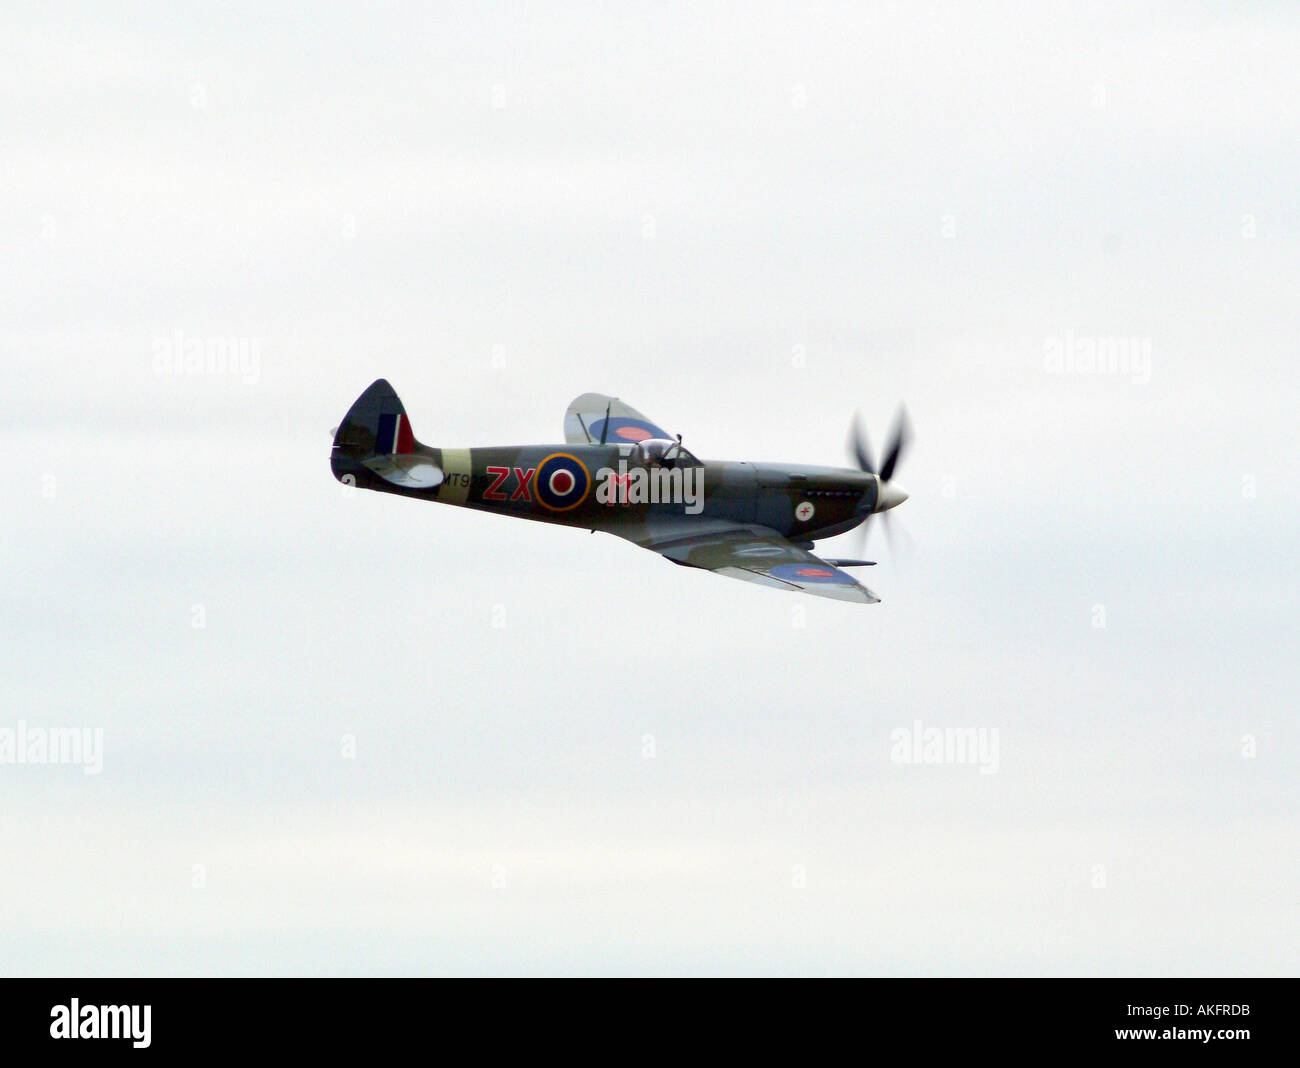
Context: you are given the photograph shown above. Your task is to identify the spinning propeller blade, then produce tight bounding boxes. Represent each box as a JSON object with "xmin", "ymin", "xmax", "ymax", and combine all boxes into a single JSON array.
[{"xmin": 848, "ymin": 405, "xmax": 913, "ymax": 559}]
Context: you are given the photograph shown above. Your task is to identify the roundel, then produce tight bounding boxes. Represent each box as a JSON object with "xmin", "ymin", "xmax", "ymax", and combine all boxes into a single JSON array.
[
  {"xmin": 795, "ymin": 500, "xmax": 815, "ymax": 522},
  {"xmin": 534, "ymin": 453, "xmax": 591, "ymax": 511},
  {"xmin": 769, "ymin": 562, "xmax": 854, "ymax": 586},
  {"xmin": 590, "ymin": 417, "xmax": 665, "ymax": 443}
]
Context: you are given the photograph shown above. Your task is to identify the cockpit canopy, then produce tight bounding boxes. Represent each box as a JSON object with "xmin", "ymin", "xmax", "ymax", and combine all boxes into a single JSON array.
[{"xmin": 630, "ymin": 437, "xmax": 700, "ymax": 468}]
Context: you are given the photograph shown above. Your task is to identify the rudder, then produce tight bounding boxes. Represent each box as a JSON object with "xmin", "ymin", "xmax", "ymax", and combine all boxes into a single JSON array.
[{"xmin": 331, "ymin": 379, "xmax": 441, "ymax": 491}]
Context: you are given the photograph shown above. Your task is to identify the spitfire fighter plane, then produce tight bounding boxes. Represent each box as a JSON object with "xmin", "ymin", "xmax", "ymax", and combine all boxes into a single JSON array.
[{"xmin": 330, "ymin": 380, "xmax": 911, "ymax": 603}]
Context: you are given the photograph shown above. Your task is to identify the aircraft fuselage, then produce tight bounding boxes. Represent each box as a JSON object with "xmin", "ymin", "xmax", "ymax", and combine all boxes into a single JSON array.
[{"xmin": 335, "ymin": 440, "xmax": 880, "ymax": 544}]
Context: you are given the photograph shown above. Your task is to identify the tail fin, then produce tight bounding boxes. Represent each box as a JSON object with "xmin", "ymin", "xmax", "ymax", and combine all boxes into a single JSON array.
[{"xmin": 331, "ymin": 379, "xmax": 442, "ymax": 491}]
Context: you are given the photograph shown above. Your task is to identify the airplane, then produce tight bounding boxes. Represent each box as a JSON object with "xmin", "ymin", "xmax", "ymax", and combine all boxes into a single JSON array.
[{"xmin": 330, "ymin": 380, "xmax": 911, "ymax": 603}]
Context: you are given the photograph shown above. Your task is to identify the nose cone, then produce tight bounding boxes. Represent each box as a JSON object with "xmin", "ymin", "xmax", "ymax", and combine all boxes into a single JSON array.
[{"xmin": 875, "ymin": 479, "xmax": 909, "ymax": 512}]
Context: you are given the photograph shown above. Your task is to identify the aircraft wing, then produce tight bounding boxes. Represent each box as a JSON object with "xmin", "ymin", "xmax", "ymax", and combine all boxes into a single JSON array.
[
  {"xmin": 564, "ymin": 394, "xmax": 672, "ymax": 445},
  {"xmin": 618, "ymin": 517, "xmax": 880, "ymax": 604}
]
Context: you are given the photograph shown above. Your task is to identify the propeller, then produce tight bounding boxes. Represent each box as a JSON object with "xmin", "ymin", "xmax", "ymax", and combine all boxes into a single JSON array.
[{"xmin": 847, "ymin": 407, "xmax": 912, "ymax": 557}]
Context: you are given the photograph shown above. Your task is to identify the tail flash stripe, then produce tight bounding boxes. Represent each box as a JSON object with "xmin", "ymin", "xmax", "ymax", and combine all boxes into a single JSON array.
[
  {"xmin": 375, "ymin": 412, "xmax": 398, "ymax": 454},
  {"xmin": 375, "ymin": 412, "xmax": 415, "ymax": 455},
  {"xmin": 395, "ymin": 414, "xmax": 416, "ymax": 454}
]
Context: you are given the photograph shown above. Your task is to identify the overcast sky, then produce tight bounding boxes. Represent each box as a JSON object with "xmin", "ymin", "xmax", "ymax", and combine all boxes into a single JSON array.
[{"xmin": 2, "ymin": 2, "xmax": 1297, "ymax": 976}]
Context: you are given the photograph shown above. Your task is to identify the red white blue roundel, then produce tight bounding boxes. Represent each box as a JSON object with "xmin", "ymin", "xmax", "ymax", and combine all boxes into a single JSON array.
[
  {"xmin": 534, "ymin": 453, "xmax": 590, "ymax": 511},
  {"xmin": 769, "ymin": 562, "xmax": 856, "ymax": 585},
  {"xmin": 588, "ymin": 416, "xmax": 670, "ymax": 443}
]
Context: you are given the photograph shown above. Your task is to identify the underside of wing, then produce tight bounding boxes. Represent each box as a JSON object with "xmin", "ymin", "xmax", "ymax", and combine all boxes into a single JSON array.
[
  {"xmin": 564, "ymin": 393, "xmax": 672, "ymax": 445},
  {"xmin": 617, "ymin": 517, "xmax": 880, "ymax": 604}
]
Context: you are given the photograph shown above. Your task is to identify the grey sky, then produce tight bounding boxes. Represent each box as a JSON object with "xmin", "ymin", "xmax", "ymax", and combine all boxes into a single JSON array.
[{"xmin": 2, "ymin": 2, "xmax": 1296, "ymax": 975}]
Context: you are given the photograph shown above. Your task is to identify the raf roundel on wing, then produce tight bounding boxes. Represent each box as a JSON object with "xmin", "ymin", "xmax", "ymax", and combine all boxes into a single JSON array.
[
  {"xmin": 589, "ymin": 416, "xmax": 669, "ymax": 443},
  {"xmin": 768, "ymin": 563, "xmax": 856, "ymax": 586}
]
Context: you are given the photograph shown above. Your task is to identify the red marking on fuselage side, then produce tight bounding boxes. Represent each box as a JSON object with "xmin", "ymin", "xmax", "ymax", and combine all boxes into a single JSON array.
[
  {"xmin": 550, "ymin": 470, "xmax": 574, "ymax": 494},
  {"xmin": 484, "ymin": 466, "xmax": 511, "ymax": 500},
  {"xmin": 510, "ymin": 467, "xmax": 535, "ymax": 501}
]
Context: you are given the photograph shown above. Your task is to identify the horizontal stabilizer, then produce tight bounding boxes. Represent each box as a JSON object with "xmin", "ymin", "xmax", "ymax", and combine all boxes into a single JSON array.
[{"xmin": 362, "ymin": 454, "xmax": 444, "ymax": 488}]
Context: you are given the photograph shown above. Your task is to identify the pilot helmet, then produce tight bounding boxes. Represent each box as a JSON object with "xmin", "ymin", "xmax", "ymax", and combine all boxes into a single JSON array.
[{"xmin": 634, "ymin": 438, "xmax": 678, "ymax": 466}]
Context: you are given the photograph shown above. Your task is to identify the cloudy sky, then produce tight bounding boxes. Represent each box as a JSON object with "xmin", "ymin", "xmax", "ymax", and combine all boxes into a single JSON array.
[{"xmin": 3, "ymin": 2, "xmax": 1296, "ymax": 976}]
